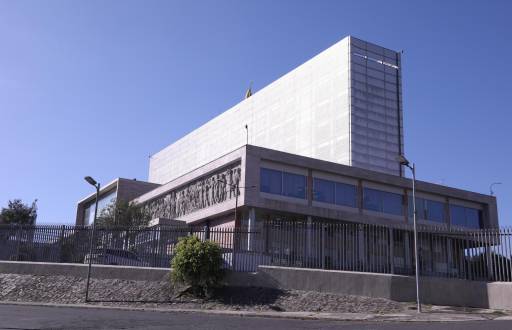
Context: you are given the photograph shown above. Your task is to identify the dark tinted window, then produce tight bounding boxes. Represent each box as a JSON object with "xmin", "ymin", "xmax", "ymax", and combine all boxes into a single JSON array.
[
  {"xmin": 450, "ymin": 205, "xmax": 466, "ymax": 226},
  {"xmin": 335, "ymin": 182, "xmax": 357, "ymax": 208},
  {"xmin": 313, "ymin": 178, "xmax": 335, "ymax": 204},
  {"xmin": 450, "ymin": 205, "xmax": 481, "ymax": 228},
  {"xmin": 283, "ymin": 172, "xmax": 306, "ymax": 199},
  {"xmin": 408, "ymin": 197, "xmax": 445, "ymax": 223},
  {"xmin": 260, "ymin": 167, "xmax": 306, "ymax": 199},
  {"xmin": 260, "ymin": 168, "xmax": 282, "ymax": 195},
  {"xmin": 382, "ymin": 191, "xmax": 403, "ymax": 216},
  {"xmin": 364, "ymin": 188, "xmax": 403, "ymax": 216},
  {"xmin": 465, "ymin": 208, "xmax": 481, "ymax": 229},
  {"xmin": 408, "ymin": 197, "xmax": 425, "ymax": 219},
  {"xmin": 363, "ymin": 188, "xmax": 381, "ymax": 212},
  {"xmin": 427, "ymin": 200, "xmax": 445, "ymax": 223}
]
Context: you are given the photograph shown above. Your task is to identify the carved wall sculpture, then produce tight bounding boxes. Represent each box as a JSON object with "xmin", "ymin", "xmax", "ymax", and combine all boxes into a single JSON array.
[{"xmin": 143, "ymin": 163, "xmax": 241, "ymax": 219}]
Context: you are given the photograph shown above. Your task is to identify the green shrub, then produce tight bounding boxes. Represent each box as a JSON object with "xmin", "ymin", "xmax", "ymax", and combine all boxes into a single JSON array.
[{"xmin": 171, "ymin": 235, "xmax": 224, "ymax": 297}]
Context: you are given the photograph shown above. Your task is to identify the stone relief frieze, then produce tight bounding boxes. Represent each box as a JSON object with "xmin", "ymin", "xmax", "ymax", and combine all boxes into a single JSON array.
[{"xmin": 143, "ymin": 163, "xmax": 241, "ymax": 219}]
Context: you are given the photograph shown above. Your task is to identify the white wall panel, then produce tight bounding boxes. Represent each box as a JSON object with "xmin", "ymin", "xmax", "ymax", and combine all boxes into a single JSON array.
[
  {"xmin": 148, "ymin": 36, "xmax": 403, "ymax": 184},
  {"xmin": 149, "ymin": 37, "xmax": 352, "ymax": 184}
]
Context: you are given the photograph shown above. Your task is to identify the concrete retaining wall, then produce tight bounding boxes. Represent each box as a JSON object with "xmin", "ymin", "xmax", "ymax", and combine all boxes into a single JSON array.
[
  {"xmin": 1, "ymin": 261, "xmax": 511, "ymax": 310},
  {"xmin": 256, "ymin": 266, "xmax": 512, "ymax": 310},
  {"xmin": 0, "ymin": 261, "xmax": 170, "ymax": 281},
  {"xmin": 0, "ymin": 261, "xmax": 255, "ymax": 286}
]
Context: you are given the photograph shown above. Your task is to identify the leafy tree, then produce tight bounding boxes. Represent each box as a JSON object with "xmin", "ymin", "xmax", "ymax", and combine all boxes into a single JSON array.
[
  {"xmin": 96, "ymin": 200, "xmax": 150, "ymax": 228},
  {"xmin": 93, "ymin": 200, "xmax": 151, "ymax": 252},
  {"xmin": 0, "ymin": 199, "xmax": 38, "ymax": 225},
  {"xmin": 171, "ymin": 235, "xmax": 224, "ymax": 297}
]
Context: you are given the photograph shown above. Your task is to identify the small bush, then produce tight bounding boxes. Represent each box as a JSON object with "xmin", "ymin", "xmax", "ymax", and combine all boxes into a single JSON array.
[{"xmin": 171, "ymin": 235, "xmax": 224, "ymax": 297}]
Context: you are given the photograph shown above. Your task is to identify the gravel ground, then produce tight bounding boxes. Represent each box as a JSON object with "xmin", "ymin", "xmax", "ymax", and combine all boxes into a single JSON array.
[{"xmin": 0, "ymin": 273, "xmax": 408, "ymax": 313}]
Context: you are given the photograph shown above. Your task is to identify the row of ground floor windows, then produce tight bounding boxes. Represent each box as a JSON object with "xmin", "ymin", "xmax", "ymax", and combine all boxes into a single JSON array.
[{"xmin": 260, "ymin": 167, "xmax": 482, "ymax": 228}]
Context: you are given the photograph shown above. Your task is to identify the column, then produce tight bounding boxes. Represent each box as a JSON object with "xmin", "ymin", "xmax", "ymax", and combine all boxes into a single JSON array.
[{"xmin": 247, "ymin": 208, "xmax": 256, "ymax": 251}]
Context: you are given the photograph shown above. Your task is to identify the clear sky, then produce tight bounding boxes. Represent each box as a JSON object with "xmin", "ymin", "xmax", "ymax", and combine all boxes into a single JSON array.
[{"xmin": 0, "ymin": 0, "xmax": 510, "ymax": 226}]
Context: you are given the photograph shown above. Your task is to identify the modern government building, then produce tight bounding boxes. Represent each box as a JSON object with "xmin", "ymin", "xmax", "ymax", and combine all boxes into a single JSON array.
[{"xmin": 76, "ymin": 35, "xmax": 498, "ymax": 237}]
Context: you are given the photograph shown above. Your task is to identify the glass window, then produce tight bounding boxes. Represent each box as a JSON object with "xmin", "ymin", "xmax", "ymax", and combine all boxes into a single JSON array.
[
  {"xmin": 314, "ymin": 178, "xmax": 335, "ymax": 204},
  {"xmin": 363, "ymin": 188, "xmax": 381, "ymax": 212},
  {"xmin": 382, "ymin": 191, "xmax": 403, "ymax": 216},
  {"xmin": 408, "ymin": 197, "xmax": 445, "ymax": 223},
  {"xmin": 283, "ymin": 172, "xmax": 306, "ymax": 199},
  {"xmin": 260, "ymin": 168, "xmax": 282, "ymax": 195},
  {"xmin": 83, "ymin": 189, "xmax": 116, "ymax": 225},
  {"xmin": 408, "ymin": 197, "xmax": 414, "ymax": 218},
  {"xmin": 364, "ymin": 188, "xmax": 403, "ymax": 216},
  {"xmin": 465, "ymin": 208, "xmax": 481, "ymax": 229},
  {"xmin": 450, "ymin": 205, "xmax": 466, "ymax": 226},
  {"xmin": 427, "ymin": 200, "xmax": 445, "ymax": 223},
  {"xmin": 450, "ymin": 205, "xmax": 481, "ymax": 228},
  {"xmin": 408, "ymin": 197, "xmax": 426, "ymax": 219},
  {"xmin": 84, "ymin": 206, "xmax": 91, "ymax": 226},
  {"xmin": 336, "ymin": 182, "xmax": 357, "ymax": 208}
]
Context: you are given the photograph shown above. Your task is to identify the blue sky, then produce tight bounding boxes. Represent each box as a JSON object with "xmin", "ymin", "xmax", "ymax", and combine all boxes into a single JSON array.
[{"xmin": 0, "ymin": 0, "xmax": 510, "ymax": 226}]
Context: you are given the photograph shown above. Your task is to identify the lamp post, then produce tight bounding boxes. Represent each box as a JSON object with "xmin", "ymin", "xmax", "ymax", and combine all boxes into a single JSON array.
[
  {"xmin": 218, "ymin": 179, "xmax": 256, "ymax": 225},
  {"xmin": 217, "ymin": 179, "xmax": 256, "ymax": 270},
  {"xmin": 398, "ymin": 155, "xmax": 421, "ymax": 313},
  {"xmin": 84, "ymin": 176, "xmax": 100, "ymax": 303}
]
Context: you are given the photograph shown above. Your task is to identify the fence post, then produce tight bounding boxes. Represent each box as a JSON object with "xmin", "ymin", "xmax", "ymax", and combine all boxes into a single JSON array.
[
  {"xmin": 59, "ymin": 225, "xmax": 65, "ymax": 262},
  {"xmin": 152, "ymin": 227, "xmax": 159, "ymax": 267},
  {"xmin": 321, "ymin": 223, "xmax": 326, "ymax": 269},
  {"xmin": 232, "ymin": 228, "xmax": 237, "ymax": 271},
  {"xmin": 16, "ymin": 224, "xmax": 22, "ymax": 261},
  {"xmin": 205, "ymin": 222, "xmax": 210, "ymax": 240}
]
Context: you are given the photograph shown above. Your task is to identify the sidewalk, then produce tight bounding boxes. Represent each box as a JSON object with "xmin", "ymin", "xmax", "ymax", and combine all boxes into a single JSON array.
[{"xmin": 1, "ymin": 300, "xmax": 511, "ymax": 323}]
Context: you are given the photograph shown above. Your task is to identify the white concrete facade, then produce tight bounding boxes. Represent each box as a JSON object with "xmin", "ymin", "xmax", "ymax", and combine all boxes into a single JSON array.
[{"xmin": 149, "ymin": 36, "xmax": 403, "ymax": 184}]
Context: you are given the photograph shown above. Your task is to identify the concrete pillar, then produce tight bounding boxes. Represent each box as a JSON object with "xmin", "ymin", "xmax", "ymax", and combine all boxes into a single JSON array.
[
  {"xmin": 358, "ymin": 226, "xmax": 366, "ymax": 268},
  {"xmin": 247, "ymin": 208, "xmax": 256, "ymax": 251},
  {"xmin": 485, "ymin": 246, "xmax": 494, "ymax": 280},
  {"xmin": 447, "ymin": 238, "xmax": 453, "ymax": 273},
  {"xmin": 445, "ymin": 197, "xmax": 451, "ymax": 227},
  {"xmin": 307, "ymin": 169, "xmax": 313, "ymax": 207},
  {"xmin": 357, "ymin": 180, "xmax": 363, "ymax": 215},
  {"xmin": 389, "ymin": 228, "xmax": 395, "ymax": 274},
  {"xmin": 306, "ymin": 216, "xmax": 313, "ymax": 260}
]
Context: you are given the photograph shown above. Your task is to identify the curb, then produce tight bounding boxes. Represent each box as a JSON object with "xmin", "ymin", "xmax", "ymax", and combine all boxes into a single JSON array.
[{"xmin": 0, "ymin": 300, "xmax": 494, "ymax": 322}]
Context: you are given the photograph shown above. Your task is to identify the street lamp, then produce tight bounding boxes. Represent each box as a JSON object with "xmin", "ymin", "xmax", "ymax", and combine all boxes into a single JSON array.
[
  {"xmin": 398, "ymin": 155, "xmax": 421, "ymax": 313},
  {"xmin": 217, "ymin": 179, "xmax": 256, "ymax": 269},
  {"xmin": 84, "ymin": 176, "xmax": 100, "ymax": 303}
]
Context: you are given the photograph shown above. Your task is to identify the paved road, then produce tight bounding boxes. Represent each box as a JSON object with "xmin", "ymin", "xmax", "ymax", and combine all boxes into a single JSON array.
[{"xmin": 0, "ymin": 304, "xmax": 511, "ymax": 330}]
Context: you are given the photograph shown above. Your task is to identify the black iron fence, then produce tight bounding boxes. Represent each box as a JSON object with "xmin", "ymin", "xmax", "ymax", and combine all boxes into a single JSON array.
[
  {"xmin": 1, "ymin": 222, "xmax": 511, "ymax": 281},
  {"xmin": 261, "ymin": 221, "xmax": 512, "ymax": 282}
]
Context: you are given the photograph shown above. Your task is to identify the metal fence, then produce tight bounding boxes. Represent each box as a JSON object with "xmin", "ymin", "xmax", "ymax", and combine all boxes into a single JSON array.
[
  {"xmin": 260, "ymin": 221, "xmax": 512, "ymax": 282},
  {"xmin": 1, "ymin": 222, "xmax": 511, "ymax": 281}
]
